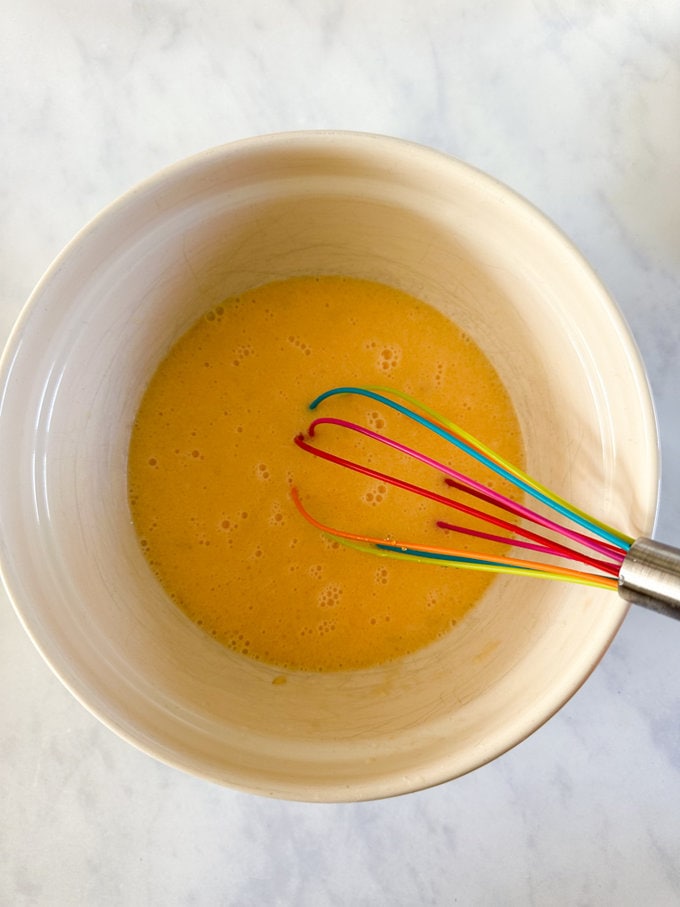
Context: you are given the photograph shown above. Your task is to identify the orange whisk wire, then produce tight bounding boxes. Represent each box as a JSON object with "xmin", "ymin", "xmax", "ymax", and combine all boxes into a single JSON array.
[{"xmin": 290, "ymin": 489, "xmax": 619, "ymax": 591}]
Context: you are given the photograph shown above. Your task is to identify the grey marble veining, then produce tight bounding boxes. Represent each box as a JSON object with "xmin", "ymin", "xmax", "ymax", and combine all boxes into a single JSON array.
[{"xmin": 3, "ymin": 2, "xmax": 680, "ymax": 904}]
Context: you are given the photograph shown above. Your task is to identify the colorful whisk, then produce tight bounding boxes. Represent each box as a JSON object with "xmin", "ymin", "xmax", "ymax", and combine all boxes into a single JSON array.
[{"xmin": 293, "ymin": 386, "xmax": 680, "ymax": 620}]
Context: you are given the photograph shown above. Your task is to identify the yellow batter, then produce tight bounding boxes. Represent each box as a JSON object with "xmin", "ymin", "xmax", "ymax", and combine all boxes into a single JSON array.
[{"xmin": 128, "ymin": 276, "xmax": 523, "ymax": 671}]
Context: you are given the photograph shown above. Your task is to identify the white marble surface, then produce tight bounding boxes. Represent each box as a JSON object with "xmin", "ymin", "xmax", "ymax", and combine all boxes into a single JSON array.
[{"xmin": 3, "ymin": 2, "xmax": 680, "ymax": 904}]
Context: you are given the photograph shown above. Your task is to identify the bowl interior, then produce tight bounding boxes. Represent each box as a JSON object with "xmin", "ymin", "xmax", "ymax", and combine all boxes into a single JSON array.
[{"xmin": 0, "ymin": 133, "xmax": 658, "ymax": 800}]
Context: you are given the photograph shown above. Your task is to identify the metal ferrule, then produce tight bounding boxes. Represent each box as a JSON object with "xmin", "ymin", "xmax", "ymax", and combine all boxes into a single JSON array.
[{"xmin": 618, "ymin": 537, "xmax": 680, "ymax": 620}]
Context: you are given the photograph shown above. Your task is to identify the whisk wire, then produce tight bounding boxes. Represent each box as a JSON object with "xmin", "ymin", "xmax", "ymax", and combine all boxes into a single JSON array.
[
  {"xmin": 301, "ymin": 414, "xmax": 624, "ymax": 569},
  {"xmin": 293, "ymin": 386, "xmax": 631, "ymax": 591},
  {"xmin": 290, "ymin": 488, "xmax": 619, "ymax": 591},
  {"xmin": 308, "ymin": 386, "xmax": 633, "ymax": 550},
  {"xmin": 295, "ymin": 425, "xmax": 621, "ymax": 577}
]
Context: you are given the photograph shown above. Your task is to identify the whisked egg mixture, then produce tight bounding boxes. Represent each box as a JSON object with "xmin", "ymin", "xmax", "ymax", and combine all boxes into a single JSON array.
[{"xmin": 127, "ymin": 276, "xmax": 523, "ymax": 671}]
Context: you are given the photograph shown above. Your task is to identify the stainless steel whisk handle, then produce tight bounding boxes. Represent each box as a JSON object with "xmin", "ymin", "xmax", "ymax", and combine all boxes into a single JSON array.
[{"xmin": 618, "ymin": 537, "xmax": 680, "ymax": 619}]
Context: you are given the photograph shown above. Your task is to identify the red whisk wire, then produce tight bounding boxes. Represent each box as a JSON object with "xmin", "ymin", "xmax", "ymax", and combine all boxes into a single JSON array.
[{"xmin": 294, "ymin": 430, "xmax": 621, "ymax": 577}]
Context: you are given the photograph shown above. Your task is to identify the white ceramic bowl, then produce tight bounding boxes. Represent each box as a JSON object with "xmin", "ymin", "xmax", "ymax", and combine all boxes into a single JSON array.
[{"xmin": 0, "ymin": 132, "xmax": 658, "ymax": 801}]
